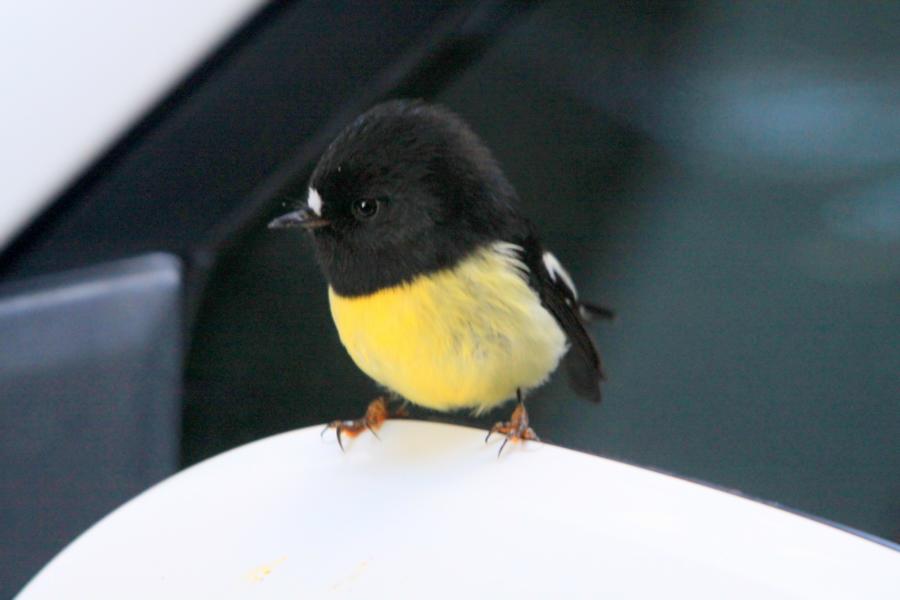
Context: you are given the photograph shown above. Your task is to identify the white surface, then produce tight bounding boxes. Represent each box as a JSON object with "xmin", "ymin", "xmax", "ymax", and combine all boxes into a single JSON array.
[
  {"xmin": 0, "ymin": 0, "xmax": 265, "ymax": 250},
  {"xmin": 18, "ymin": 421, "xmax": 900, "ymax": 599}
]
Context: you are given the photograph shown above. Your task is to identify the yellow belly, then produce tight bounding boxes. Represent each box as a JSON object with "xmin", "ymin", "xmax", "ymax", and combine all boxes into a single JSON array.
[{"xmin": 328, "ymin": 243, "xmax": 568, "ymax": 413}]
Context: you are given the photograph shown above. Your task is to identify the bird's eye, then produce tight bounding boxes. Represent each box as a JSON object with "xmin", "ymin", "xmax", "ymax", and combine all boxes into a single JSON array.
[{"xmin": 352, "ymin": 198, "xmax": 380, "ymax": 220}]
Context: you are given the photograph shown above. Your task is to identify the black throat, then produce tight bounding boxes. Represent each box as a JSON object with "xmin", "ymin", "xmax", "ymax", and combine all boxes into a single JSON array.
[{"xmin": 313, "ymin": 223, "xmax": 503, "ymax": 297}]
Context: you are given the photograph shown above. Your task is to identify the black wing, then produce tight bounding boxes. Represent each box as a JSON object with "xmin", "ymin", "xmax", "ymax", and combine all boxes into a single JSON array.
[{"xmin": 518, "ymin": 234, "xmax": 607, "ymax": 402}]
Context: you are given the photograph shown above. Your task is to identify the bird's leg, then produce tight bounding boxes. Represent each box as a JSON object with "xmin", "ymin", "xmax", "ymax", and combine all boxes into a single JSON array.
[
  {"xmin": 391, "ymin": 396, "xmax": 410, "ymax": 418},
  {"xmin": 321, "ymin": 396, "xmax": 405, "ymax": 451},
  {"xmin": 485, "ymin": 389, "xmax": 540, "ymax": 457}
]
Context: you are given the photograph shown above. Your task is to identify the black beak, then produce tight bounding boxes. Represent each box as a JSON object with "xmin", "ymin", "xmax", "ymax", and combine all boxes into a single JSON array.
[{"xmin": 267, "ymin": 208, "xmax": 330, "ymax": 230}]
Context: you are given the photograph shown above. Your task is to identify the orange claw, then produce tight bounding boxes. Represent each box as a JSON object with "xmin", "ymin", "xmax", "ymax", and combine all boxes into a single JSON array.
[
  {"xmin": 321, "ymin": 396, "xmax": 393, "ymax": 451},
  {"xmin": 485, "ymin": 393, "xmax": 540, "ymax": 457}
]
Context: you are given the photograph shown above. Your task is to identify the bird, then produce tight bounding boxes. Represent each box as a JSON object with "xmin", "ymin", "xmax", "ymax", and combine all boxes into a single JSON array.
[{"xmin": 269, "ymin": 100, "xmax": 611, "ymax": 454}]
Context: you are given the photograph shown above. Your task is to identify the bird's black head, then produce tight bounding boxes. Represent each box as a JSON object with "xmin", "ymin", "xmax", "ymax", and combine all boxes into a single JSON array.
[{"xmin": 270, "ymin": 100, "xmax": 527, "ymax": 296}]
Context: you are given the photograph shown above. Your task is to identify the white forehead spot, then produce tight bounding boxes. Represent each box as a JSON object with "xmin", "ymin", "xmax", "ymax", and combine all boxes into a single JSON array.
[
  {"xmin": 543, "ymin": 251, "xmax": 578, "ymax": 299},
  {"xmin": 308, "ymin": 188, "xmax": 323, "ymax": 216}
]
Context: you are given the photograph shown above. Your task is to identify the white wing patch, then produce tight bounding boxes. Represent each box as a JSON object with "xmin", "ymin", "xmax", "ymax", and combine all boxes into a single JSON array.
[
  {"xmin": 492, "ymin": 241, "xmax": 525, "ymax": 261},
  {"xmin": 308, "ymin": 187, "xmax": 323, "ymax": 216},
  {"xmin": 491, "ymin": 241, "xmax": 530, "ymax": 279},
  {"xmin": 543, "ymin": 251, "xmax": 578, "ymax": 299}
]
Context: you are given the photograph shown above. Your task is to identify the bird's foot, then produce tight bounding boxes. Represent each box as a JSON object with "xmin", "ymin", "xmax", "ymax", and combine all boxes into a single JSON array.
[
  {"xmin": 321, "ymin": 396, "xmax": 406, "ymax": 451},
  {"xmin": 485, "ymin": 399, "xmax": 539, "ymax": 457}
]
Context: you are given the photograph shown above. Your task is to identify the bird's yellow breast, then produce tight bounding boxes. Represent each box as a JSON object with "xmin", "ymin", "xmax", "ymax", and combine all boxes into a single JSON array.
[{"xmin": 328, "ymin": 243, "xmax": 567, "ymax": 413}]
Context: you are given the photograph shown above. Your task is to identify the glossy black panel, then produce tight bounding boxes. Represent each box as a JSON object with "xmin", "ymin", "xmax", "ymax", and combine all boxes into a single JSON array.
[{"xmin": 0, "ymin": 254, "xmax": 182, "ymax": 597}]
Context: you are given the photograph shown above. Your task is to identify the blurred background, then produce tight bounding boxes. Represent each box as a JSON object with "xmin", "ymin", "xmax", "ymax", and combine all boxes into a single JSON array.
[{"xmin": 1, "ymin": 1, "xmax": 898, "ymax": 596}]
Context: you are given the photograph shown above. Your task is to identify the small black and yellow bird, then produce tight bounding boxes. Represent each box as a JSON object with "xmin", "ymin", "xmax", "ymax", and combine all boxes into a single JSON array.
[{"xmin": 269, "ymin": 100, "xmax": 611, "ymax": 453}]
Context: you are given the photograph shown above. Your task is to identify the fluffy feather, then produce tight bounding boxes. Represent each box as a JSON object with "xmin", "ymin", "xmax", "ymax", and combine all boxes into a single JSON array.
[{"xmin": 328, "ymin": 243, "xmax": 567, "ymax": 413}]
